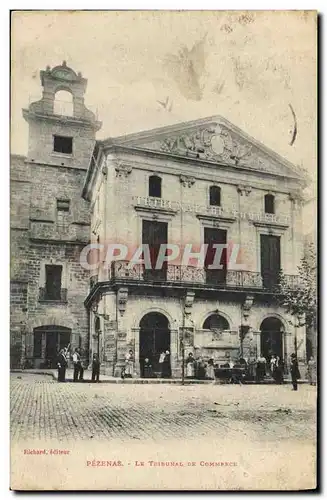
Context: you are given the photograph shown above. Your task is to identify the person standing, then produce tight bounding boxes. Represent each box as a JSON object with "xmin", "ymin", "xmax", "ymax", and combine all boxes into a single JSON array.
[
  {"xmin": 73, "ymin": 348, "xmax": 82, "ymax": 382},
  {"xmin": 256, "ymin": 354, "xmax": 266, "ymax": 382},
  {"xmin": 186, "ymin": 352, "xmax": 195, "ymax": 379},
  {"xmin": 124, "ymin": 349, "xmax": 134, "ymax": 378},
  {"xmin": 162, "ymin": 350, "xmax": 171, "ymax": 378},
  {"xmin": 79, "ymin": 349, "xmax": 84, "ymax": 381},
  {"xmin": 57, "ymin": 349, "xmax": 67, "ymax": 382},
  {"xmin": 91, "ymin": 353, "xmax": 100, "ymax": 382},
  {"xmin": 206, "ymin": 358, "xmax": 215, "ymax": 380},
  {"xmin": 290, "ymin": 353, "xmax": 301, "ymax": 391},
  {"xmin": 270, "ymin": 354, "xmax": 277, "ymax": 377},
  {"xmin": 143, "ymin": 357, "xmax": 154, "ymax": 378},
  {"xmin": 307, "ymin": 356, "xmax": 316, "ymax": 385},
  {"xmin": 196, "ymin": 357, "xmax": 206, "ymax": 380},
  {"xmin": 274, "ymin": 356, "xmax": 284, "ymax": 384},
  {"xmin": 159, "ymin": 351, "xmax": 166, "ymax": 377}
]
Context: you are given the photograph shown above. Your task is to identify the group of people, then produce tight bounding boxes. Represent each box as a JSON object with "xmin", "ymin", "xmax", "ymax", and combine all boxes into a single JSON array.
[
  {"xmin": 122, "ymin": 350, "xmax": 172, "ymax": 379},
  {"xmin": 256, "ymin": 353, "xmax": 316, "ymax": 390},
  {"xmin": 185, "ymin": 353, "xmax": 215, "ymax": 380},
  {"xmin": 254, "ymin": 354, "xmax": 285, "ymax": 384},
  {"xmin": 57, "ymin": 347, "xmax": 101, "ymax": 383},
  {"xmin": 56, "ymin": 345, "xmax": 317, "ymax": 389}
]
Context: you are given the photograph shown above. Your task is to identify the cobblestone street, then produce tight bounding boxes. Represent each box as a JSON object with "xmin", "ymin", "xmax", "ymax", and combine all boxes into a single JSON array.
[
  {"xmin": 10, "ymin": 373, "xmax": 317, "ymax": 490},
  {"xmin": 11, "ymin": 373, "xmax": 316, "ymax": 443}
]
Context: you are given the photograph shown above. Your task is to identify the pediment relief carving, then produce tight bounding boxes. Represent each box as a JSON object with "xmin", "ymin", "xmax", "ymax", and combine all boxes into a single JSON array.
[
  {"xmin": 141, "ymin": 123, "xmax": 275, "ymax": 172},
  {"xmin": 112, "ymin": 116, "xmax": 306, "ymax": 182}
]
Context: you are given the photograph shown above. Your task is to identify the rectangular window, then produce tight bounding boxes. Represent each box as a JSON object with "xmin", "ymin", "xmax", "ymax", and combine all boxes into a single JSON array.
[
  {"xmin": 264, "ymin": 194, "xmax": 275, "ymax": 214},
  {"xmin": 45, "ymin": 265, "xmax": 62, "ymax": 300},
  {"xmin": 53, "ymin": 135, "xmax": 73, "ymax": 154},
  {"xmin": 56, "ymin": 199, "xmax": 70, "ymax": 231},
  {"xmin": 142, "ymin": 219, "xmax": 167, "ymax": 280},
  {"xmin": 204, "ymin": 227, "xmax": 227, "ymax": 285},
  {"xmin": 260, "ymin": 234, "xmax": 281, "ymax": 288}
]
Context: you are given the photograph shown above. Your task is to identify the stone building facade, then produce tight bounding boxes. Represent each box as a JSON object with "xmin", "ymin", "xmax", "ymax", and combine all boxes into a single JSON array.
[
  {"xmin": 10, "ymin": 62, "xmax": 101, "ymax": 368},
  {"xmin": 83, "ymin": 117, "xmax": 308, "ymax": 378},
  {"xmin": 11, "ymin": 62, "xmax": 309, "ymax": 377}
]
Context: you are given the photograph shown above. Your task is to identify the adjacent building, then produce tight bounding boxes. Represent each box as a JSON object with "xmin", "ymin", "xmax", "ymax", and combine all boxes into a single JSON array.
[
  {"xmin": 11, "ymin": 62, "xmax": 309, "ymax": 377},
  {"xmin": 10, "ymin": 62, "xmax": 101, "ymax": 368}
]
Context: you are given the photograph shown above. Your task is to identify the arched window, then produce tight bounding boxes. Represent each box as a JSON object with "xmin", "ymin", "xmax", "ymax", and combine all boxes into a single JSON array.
[
  {"xmin": 209, "ymin": 185, "xmax": 221, "ymax": 206},
  {"xmin": 149, "ymin": 175, "xmax": 162, "ymax": 198},
  {"xmin": 203, "ymin": 314, "xmax": 229, "ymax": 331},
  {"xmin": 54, "ymin": 90, "xmax": 74, "ymax": 117},
  {"xmin": 264, "ymin": 194, "xmax": 275, "ymax": 214}
]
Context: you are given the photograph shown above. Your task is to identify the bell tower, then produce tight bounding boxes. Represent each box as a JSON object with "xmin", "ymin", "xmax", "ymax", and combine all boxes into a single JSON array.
[{"xmin": 23, "ymin": 61, "xmax": 102, "ymax": 168}]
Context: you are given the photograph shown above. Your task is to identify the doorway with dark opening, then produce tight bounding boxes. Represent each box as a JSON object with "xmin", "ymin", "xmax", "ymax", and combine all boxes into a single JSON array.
[
  {"xmin": 139, "ymin": 312, "xmax": 170, "ymax": 377},
  {"xmin": 33, "ymin": 325, "xmax": 71, "ymax": 368},
  {"xmin": 260, "ymin": 317, "xmax": 283, "ymax": 363}
]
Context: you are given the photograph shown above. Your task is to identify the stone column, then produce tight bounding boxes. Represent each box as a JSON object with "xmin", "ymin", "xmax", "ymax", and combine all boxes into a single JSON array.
[
  {"xmin": 114, "ymin": 331, "xmax": 128, "ymax": 377},
  {"xmin": 170, "ymin": 329, "xmax": 179, "ymax": 377},
  {"xmin": 102, "ymin": 319, "xmax": 117, "ymax": 376},
  {"xmin": 252, "ymin": 330, "xmax": 261, "ymax": 358},
  {"xmin": 132, "ymin": 328, "xmax": 140, "ymax": 377},
  {"xmin": 113, "ymin": 287, "xmax": 129, "ymax": 377}
]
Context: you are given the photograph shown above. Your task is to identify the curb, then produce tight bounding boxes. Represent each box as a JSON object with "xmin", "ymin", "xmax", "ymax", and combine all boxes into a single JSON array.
[{"xmin": 11, "ymin": 370, "xmax": 309, "ymax": 385}]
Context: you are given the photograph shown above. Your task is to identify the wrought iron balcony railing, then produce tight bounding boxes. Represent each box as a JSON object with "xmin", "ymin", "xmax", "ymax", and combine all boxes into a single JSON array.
[{"xmin": 107, "ymin": 261, "xmax": 299, "ymax": 290}]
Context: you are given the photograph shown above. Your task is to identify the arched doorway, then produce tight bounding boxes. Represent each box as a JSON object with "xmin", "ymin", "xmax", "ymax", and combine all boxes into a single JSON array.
[
  {"xmin": 260, "ymin": 317, "xmax": 283, "ymax": 361},
  {"xmin": 33, "ymin": 325, "xmax": 71, "ymax": 368},
  {"xmin": 139, "ymin": 312, "xmax": 170, "ymax": 377}
]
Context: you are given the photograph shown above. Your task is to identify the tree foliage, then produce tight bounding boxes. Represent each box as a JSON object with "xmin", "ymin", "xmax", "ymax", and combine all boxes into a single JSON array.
[{"xmin": 274, "ymin": 243, "xmax": 317, "ymax": 328}]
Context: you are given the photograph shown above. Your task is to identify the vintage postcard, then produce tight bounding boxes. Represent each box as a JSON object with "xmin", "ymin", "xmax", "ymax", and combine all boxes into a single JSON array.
[{"xmin": 10, "ymin": 10, "xmax": 317, "ymax": 491}]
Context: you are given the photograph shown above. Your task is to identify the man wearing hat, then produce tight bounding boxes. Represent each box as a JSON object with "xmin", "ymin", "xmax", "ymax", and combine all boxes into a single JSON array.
[{"xmin": 290, "ymin": 353, "xmax": 301, "ymax": 391}]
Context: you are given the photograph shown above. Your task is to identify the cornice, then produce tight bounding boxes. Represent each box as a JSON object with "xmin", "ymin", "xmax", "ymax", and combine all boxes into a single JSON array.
[
  {"xmin": 196, "ymin": 213, "xmax": 237, "ymax": 226},
  {"xmin": 105, "ymin": 144, "xmax": 306, "ymax": 185},
  {"xmin": 252, "ymin": 221, "xmax": 289, "ymax": 231},
  {"xmin": 134, "ymin": 205, "xmax": 177, "ymax": 218}
]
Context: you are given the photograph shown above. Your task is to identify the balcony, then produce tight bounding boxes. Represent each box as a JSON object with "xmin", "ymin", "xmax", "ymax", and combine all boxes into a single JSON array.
[{"xmin": 106, "ymin": 261, "xmax": 298, "ymax": 291}]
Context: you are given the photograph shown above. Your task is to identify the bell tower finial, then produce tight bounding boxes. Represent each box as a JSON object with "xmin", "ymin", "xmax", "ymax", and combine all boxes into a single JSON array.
[{"xmin": 22, "ymin": 62, "xmax": 101, "ymax": 165}]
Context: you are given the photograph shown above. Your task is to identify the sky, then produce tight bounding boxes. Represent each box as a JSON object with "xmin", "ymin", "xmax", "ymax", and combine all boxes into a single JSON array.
[{"xmin": 11, "ymin": 11, "xmax": 317, "ymax": 193}]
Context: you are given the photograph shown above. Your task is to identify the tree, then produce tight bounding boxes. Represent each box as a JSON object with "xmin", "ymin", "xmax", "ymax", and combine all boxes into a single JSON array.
[{"xmin": 274, "ymin": 243, "xmax": 317, "ymax": 357}]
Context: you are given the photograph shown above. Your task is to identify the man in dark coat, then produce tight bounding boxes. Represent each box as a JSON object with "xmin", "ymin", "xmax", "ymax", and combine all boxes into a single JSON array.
[
  {"xmin": 91, "ymin": 353, "xmax": 100, "ymax": 382},
  {"xmin": 290, "ymin": 353, "xmax": 301, "ymax": 390},
  {"xmin": 161, "ymin": 350, "xmax": 171, "ymax": 378},
  {"xmin": 57, "ymin": 349, "xmax": 68, "ymax": 382}
]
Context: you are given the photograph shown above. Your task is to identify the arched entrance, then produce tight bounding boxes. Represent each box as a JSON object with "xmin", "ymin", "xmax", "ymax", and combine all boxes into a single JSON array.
[
  {"xmin": 260, "ymin": 317, "xmax": 283, "ymax": 362},
  {"xmin": 33, "ymin": 325, "xmax": 71, "ymax": 368},
  {"xmin": 139, "ymin": 312, "xmax": 170, "ymax": 377}
]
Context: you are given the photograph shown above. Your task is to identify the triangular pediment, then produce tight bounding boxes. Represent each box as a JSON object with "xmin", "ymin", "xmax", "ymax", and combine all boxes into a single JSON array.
[{"xmin": 109, "ymin": 116, "xmax": 307, "ymax": 182}]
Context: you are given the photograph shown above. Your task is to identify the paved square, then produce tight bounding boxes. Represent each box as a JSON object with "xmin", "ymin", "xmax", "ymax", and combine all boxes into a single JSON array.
[
  {"xmin": 10, "ymin": 373, "xmax": 317, "ymax": 490},
  {"xmin": 11, "ymin": 373, "xmax": 316, "ymax": 443}
]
